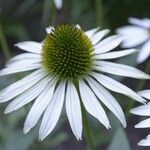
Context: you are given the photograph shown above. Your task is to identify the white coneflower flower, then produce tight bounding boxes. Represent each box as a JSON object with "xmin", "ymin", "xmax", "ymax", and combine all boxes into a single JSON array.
[
  {"xmin": 0, "ymin": 25, "xmax": 149, "ymax": 141},
  {"xmin": 116, "ymin": 18, "xmax": 150, "ymax": 64},
  {"xmin": 54, "ymin": 0, "xmax": 63, "ymax": 9},
  {"xmin": 131, "ymin": 90, "xmax": 150, "ymax": 146}
]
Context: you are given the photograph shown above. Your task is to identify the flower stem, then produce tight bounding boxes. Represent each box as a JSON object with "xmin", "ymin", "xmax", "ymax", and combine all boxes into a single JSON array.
[
  {"xmin": 81, "ymin": 102, "xmax": 95, "ymax": 150},
  {"xmin": 0, "ymin": 23, "xmax": 11, "ymax": 60}
]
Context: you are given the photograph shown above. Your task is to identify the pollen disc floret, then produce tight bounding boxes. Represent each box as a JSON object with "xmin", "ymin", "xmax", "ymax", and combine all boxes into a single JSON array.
[{"xmin": 42, "ymin": 25, "xmax": 94, "ymax": 80}]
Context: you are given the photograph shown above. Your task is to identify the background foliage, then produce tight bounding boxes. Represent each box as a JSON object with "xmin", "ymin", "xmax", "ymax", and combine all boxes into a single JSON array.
[{"xmin": 0, "ymin": 0, "xmax": 150, "ymax": 149}]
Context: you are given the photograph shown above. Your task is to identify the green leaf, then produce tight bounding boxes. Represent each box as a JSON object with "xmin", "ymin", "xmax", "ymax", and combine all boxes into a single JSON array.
[{"xmin": 108, "ymin": 128, "xmax": 131, "ymax": 150}]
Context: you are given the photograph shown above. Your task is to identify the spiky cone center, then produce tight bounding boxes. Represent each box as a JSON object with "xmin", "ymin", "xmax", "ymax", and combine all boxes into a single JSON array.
[{"xmin": 42, "ymin": 25, "xmax": 95, "ymax": 81}]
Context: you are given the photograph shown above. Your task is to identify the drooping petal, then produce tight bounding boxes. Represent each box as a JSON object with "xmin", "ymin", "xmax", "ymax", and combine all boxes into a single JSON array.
[
  {"xmin": 137, "ymin": 40, "xmax": 150, "ymax": 64},
  {"xmin": 54, "ymin": 0, "xmax": 63, "ymax": 9},
  {"xmin": 138, "ymin": 90, "xmax": 150, "ymax": 100},
  {"xmin": 39, "ymin": 81, "xmax": 65, "ymax": 140},
  {"xmin": 95, "ymin": 61, "xmax": 150, "ymax": 79},
  {"xmin": 130, "ymin": 104, "xmax": 150, "ymax": 116},
  {"xmin": 129, "ymin": 18, "xmax": 150, "ymax": 29},
  {"xmin": 79, "ymin": 80, "xmax": 110, "ymax": 129},
  {"xmin": 95, "ymin": 49, "xmax": 136, "ymax": 60},
  {"xmin": 138, "ymin": 136, "xmax": 150, "ymax": 146},
  {"xmin": 0, "ymin": 69, "xmax": 47, "ymax": 102},
  {"xmin": 23, "ymin": 80, "xmax": 56, "ymax": 134},
  {"xmin": 135, "ymin": 118, "xmax": 150, "ymax": 128},
  {"xmin": 91, "ymin": 29, "xmax": 109, "ymax": 45},
  {"xmin": 4, "ymin": 76, "xmax": 51, "ymax": 114},
  {"xmin": 66, "ymin": 82, "xmax": 82, "ymax": 140},
  {"xmin": 15, "ymin": 41, "xmax": 42, "ymax": 54},
  {"xmin": 86, "ymin": 77, "xmax": 126, "ymax": 127},
  {"xmin": 94, "ymin": 35, "xmax": 122, "ymax": 54},
  {"xmin": 91, "ymin": 72, "xmax": 146, "ymax": 103}
]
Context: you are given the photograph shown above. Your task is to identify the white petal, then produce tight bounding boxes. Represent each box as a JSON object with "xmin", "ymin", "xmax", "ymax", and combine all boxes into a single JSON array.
[
  {"xmin": 46, "ymin": 26, "xmax": 54, "ymax": 34},
  {"xmin": 66, "ymin": 82, "xmax": 82, "ymax": 140},
  {"xmin": 95, "ymin": 49, "xmax": 136, "ymax": 60},
  {"xmin": 137, "ymin": 40, "xmax": 150, "ymax": 64},
  {"xmin": 7, "ymin": 53, "xmax": 41, "ymax": 65},
  {"xmin": 138, "ymin": 90, "xmax": 150, "ymax": 100},
  {"xmin": 15, "ymin": 41, "xmax": 42, "ymax": 54},
  {"xmin": 5, "ymin": 76, "xmax": 51, "ymax": 114},
  {"xmin": 94, "ymin": 35, "xmax": 122, "ymax": 54},
  {"xmin": 129, "ymin": 17, "xmax": 150, "ymax": 29},
  {"xmin": 95, "ymin": 61, "xmax": 150, "ymax": 79},
  {"xmin": 85, "ymin": 28, "xmax": 99, "ymax": 38},
  {"xmin": 79, "ymin": 80, "xmax": 110, "ymax": 129},
  {"xmin": 86, "ymin": 77, "xmax": 126, "ymax": 127},
  {"xmin": 39, "ymin": 81, "xmax": 65, "ymax": 140},
  {"xmin": 138, "ymin": 136, "xmax": 150, "ymax": 146},
  {"xmin": 0, "ymin": 63, "xmax": 42, "ymax": 76},
  {"xmin": 135, "ymin": 118, "xmax": 150, "ymax": 128},
  {"xmin": 91, "ymin": 72, "xmax": 146, "ymax": 103},
  {"xmin": 54, "ymin": 0, "xmax": 63, "ymax": 9},
  {"xmin": 23, "ymin": 80, "xmax": 56, "ymax": 133},
  {"xmin": 91, "ymin": 29, "xmax": 109, "ymax": 45},
  {"xmin": 0, "ymin": 69, "xmax": 47, "ymax": 102},
  {"xmin": 130, "ymin": 104, "xmax": 150, "ymax": 116},
  {"xmin": 117, "ymin": 26, "xmax": 149, "ymax": 48},
  {"xmin": 76, "ymin": 24, "xmax": 81, "ymax": 29}
]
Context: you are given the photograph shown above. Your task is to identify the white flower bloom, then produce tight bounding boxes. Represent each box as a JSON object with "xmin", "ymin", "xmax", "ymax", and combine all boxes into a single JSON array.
[
  {"xmin": 116, "ymin": 17, "xmax": 150, "ymax": 64},
  {"xmin": 0, "ymin": 25, "xmax": 149, "ymax": 141},
  {"xmin": 54, "ymin": 0, "xmax": 63, "ymax": 9},
  {"xmin": 131, "ymin": 90, "xmax": 150, "ymax": 146}
]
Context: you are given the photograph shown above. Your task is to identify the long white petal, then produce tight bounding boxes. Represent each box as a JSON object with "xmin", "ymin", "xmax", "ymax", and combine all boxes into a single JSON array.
[
  {"xmin": 54, "ymin": 0, "xmax": 63, "ymax": 9},
  {"xmin": 5, "ymin": 76, "xmax": 51, "ymax": 114},
  {"xmin": 66, "ymin": 82, "xmax": 82, "ymax": 140},
  {"xmin": 138, "ymin": 90, "xmax": 150, "ymax": 100},
  {"xmin": 129, "ymin": 17, "xmax": 150, "ymax": 29},
  {"xmin": 94, "ymin": 35, "xmax": 122, "ymax": 54},
  {"xmin": 138, "ymin": 136, "xmax": 150, "ymax": 146},
  {"xmin": 15, "ymin": 41, "xmax": 42, "ymax": 54},
  {"xmin": 0, "ymin": 69, "xmax": 47, "ymax": 102},
  {"xmin": 130, "ymin": 104, "xmax": 150, "ymax": 116},
  {"xmin": 86, "ymin": 77, "xmax": 126, "ymax": 127},
  {"xmin": 46, "ymin": 26, "xmax": 54, "ymax": 34},
  {"xmin": 137, "ymin": 40, "xmax": 150, "ymax": 64},
  {"xmin": 95, "ymin": 49, "xmax": 136, "ymax": 60},
  {"xmin": 7, "ymin": 53, "xmax": 41, "ymax": 65},
  {"xmin": 39, "ymin": 81, "xmax": 65, "ymax": 140},
  {"xmin": 91, "ymin": 72, "xmax": 146, "ymax": 103},
  {"xmin": 0, "ymin": 63, "xmax": 42, "ymax": 76},
  {"xmin": 79, "ymin": 80, "xmax": 110, "ymax": 129},
  {"xmin": 135, "ymin": 118, "xmax": 150, "ymax": 128},
  {"xmin": 23, "ymin": 80, "xmax": 56, "ymax": 134},
  {"xmin": 95, "ymin": 61, "xmax": 150, "ymax": 79},
  {"xmin": 117, "ymin": 26, "xmax": 149, "ymax": 48},
  {"xmin": 91, "ymin": 29, "xmax": 109, "ymax": 45}
]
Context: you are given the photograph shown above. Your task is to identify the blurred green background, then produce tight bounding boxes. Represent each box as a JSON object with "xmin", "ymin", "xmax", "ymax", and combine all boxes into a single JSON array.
[{"xmin": 0, "ymin": 0, "xmax": 150, "ymax": 150}]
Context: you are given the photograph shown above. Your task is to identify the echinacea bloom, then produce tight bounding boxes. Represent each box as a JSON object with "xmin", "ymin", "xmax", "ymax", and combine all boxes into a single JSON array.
[
  {"xmin": 54, "ymin": 0, "xmax": 63, "ymax": 9},
  {"xmin": 131, "ymin": 90, "xmax": 150, "ymax": 146},
  {"xmin": 116, "ymin": 18, "xmax": 150, "ymax": 64},
  {"xmin": 0, "ymin": 25, "xmax": 149, "ymax": 141}
]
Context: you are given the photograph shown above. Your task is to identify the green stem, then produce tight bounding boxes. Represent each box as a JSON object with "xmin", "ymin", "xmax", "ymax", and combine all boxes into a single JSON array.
[
  {"xmin": 75, "ymin": 81, "xmax": 95, "ymax": 150},
  {"xmin": 81, "ymin": 103, "xmax": 95, "ymax": 150},
  {"xmin": 0, "ymin": 23, "xmax": 11, "ymax": 60},
  {"xmin": 95, "ymin": 0, "xmax": 103, "ymax": 26}
]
